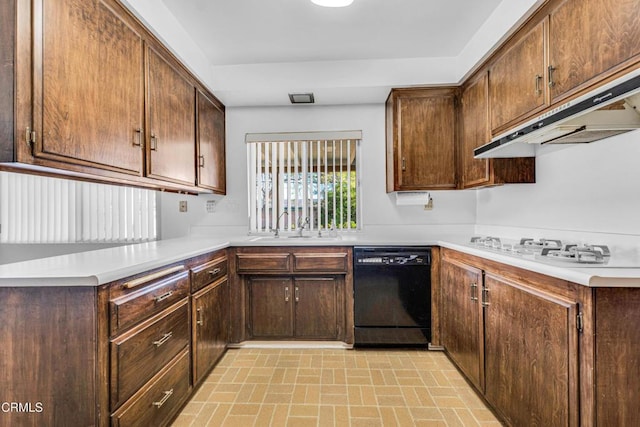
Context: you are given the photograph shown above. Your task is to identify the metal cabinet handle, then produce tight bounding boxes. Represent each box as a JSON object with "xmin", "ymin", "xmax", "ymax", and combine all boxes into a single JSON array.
[
  {"xmin": 196, "ymin": 307, "xmax": 204, "ymax": 325},
  {"xmin": 284, "ymin": 286, "xmax": 290, "ymax": 302},
  {"xmin": 133, "ymin": 128, "xmax": 143, "ymax": 147},
  {"xmin": 295, "ymin": 286, "xmax": 300, "ymax": 302},
  {"xmin": 152, "ymin": 332, "xmax": 173, "ymax": 347},
  {"xmin": 481, "ymin": 287, "xmax": 490, "ymax": 307},
  {"xmin": 470, "ymin": 283, "xmax": 478, "ymax": 301},
  {"xmin": 199, "ymin": 155, "xmax": 205, "ymax": 168},
  {"xmin": 154, "ymin": 291, "xmax": 173, "ymax": 303},
  {"xmin": 535, "ymin": 74, "xmax": 543, "ymax": 96},
  {"xmin": 548, "ymin": 65, "xmax": 556, "ymax": 88},
  {"xmin": 401, "ymin": 157, "xmax": 406, "ymax": 171},
  {"xmin": 150, "ymin": 134, "xmax": 158, "ymax": 151},
  {"xmin": 208, "ymin": 267, "xmax": 222, "ymax": 276},
  {"xmin": 152, "ymin": 389, "xmax": 174, "ymax": 408}
]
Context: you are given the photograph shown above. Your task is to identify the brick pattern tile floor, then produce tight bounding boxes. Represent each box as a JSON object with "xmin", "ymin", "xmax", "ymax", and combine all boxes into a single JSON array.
[{"xmin": 171, "ymin": 348, "xmax": 501, "ymax": 427}]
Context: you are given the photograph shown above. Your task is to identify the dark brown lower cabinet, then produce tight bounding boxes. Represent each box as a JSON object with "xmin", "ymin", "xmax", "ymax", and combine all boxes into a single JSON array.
[
  {"xmin": 441, "ymin": 258, "xmax": 484, "ymax": 391},
  {"xmin": 483, "ymin": 273, "xmax": 579, "ymax": 427},
  {"xmin": 441, "ymin": 248, "xmax": 584, "ymax": 427},
  {"xmin": 248, "ymin": 276, "xmax": 340, "ymax": 340},
  {"xmin": 192, "ymin": 278, "xmax": 229, "ymax": 384}
]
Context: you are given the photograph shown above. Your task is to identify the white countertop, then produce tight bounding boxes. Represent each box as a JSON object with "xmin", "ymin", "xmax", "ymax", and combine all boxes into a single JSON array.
[{"xmin": 1, "ymin": 232, "xmax": 639, "ymax": 287}]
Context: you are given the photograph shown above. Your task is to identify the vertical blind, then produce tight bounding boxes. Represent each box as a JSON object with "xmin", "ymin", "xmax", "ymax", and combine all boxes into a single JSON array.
[
  {"xmin": 0, "ymin": 172, "xmax": 157, "ymax": 243},
  {"xmin": 246, "ymin": 131, "xmax": 361, "ymax": 234}
]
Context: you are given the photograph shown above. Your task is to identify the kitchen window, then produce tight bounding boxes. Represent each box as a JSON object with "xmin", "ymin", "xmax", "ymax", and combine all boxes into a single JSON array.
[
  {"xmin": 0, "ymin": 172, "xmax": 157, "ymax": 243},
  {"xmin": 246, "ymin": 131, "xmax": 361, "ymax": 234}
]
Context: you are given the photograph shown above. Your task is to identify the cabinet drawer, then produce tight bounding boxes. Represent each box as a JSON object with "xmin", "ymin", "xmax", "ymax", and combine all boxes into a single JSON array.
[
  {"xmin": 293, "ymin": 252, "xmax": 348, "ymax": 273},
  {"xmin": 111, "ymin": 349, "xmax": 191, "ymax": 427},
  {"xmin": 111, "ymin": 300, "xmax": 190, "ymax": 409},
  {"xmin": 110, "ymin": 268, "xmax": 190, "ymax": 335},
  {"xmin": 191, "ymin": 256, "xmax": 228, "ymax": 292},
  {"xmin": 236, "ymin": 253, "xmax": 290, "ymax": 273}
]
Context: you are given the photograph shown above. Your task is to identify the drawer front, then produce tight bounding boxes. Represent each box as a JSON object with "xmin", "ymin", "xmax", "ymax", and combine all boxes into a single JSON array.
[
  {"xmin": 191, "ymin": 256, "xmax": 228, "ymax": 292},
  {"xmin": 111, "ymin": 300, "xmax": 190, "ymax": 409},
  {"xmin": 293, "ymin": 252, "xmax": 348, "ymax": 273},
  {"xmin": 111, "ymin": 349, "xmax": 191, "ymax": 427},
  {"xmin": 110, "ymin": 270, "xmax": 190, "ymax": 335},
  {"xmin": 236, "ymin": 253, "xmax": 290, "ymax": 273}
]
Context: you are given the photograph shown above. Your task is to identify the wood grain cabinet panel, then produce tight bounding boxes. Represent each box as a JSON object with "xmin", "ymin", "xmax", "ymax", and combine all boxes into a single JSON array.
[
  {"xmin": 236, "ymin": 253, "xmax": 291, "ymax": 273},
  {"xmin": 192, "ymin": 278, "xmax": 229, "ymax": 384},
  {"xmin": 197, "ymin": 90, "xmax": 226, "ymax": 194},
  {"xmin": 191, "ymin": 255, "xmax": 228, "ymax": 293},
  {"xmin": 109, "ymin": 269, "xmax": 190, "ymax": 335},
  {"xmin": 146, "ymin": 47, "xmax": 196, "ymax": 186},
  {"xmin": 111, "ymin": 349, "xmax": 191, "ymax": 427},
  {"xmin": 2, "ymin": 0, "xmax": 225, "ymax": 193},
  {"xmin": 549, "ymin": 0, "xmax": 640, "ymax": 104},
  {"xmin": 110, "ymin": 300, "xmax": 190, "ymax": 409},
  {"xmin": 459, "ymin": 73, "xmax": 535, "ymax": 189},
  {"xmin": 489, "ymin": 19, "xmax": 548, "ymax": 135},
  {"xmin": 249, "ymin": 277, "xmax": 295, "ymax": 338},
  {"xmin": 386, "ymin": 88, "xmax": 457, "ymax": 191},
  {"xmin": 440, "ymin": 258, "xmax": 484, "ymax": 391},
  {"xmin": 294, "ymin": 278, "xmax": 339, "ymax": 339},
  {"xmin": 35, "ymin": 0, "xmax": 145, "ymax": 175},
  {"xmin": 483, "ymin": 273, "xmax": 579, "ymax": 427},
  {"xmin": 293, "ymin": 252, "xmax": 348, "ymax": 273}
]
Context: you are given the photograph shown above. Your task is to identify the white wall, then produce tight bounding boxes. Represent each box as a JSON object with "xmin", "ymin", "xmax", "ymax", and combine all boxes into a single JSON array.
[
  {"xmin": 159, "ymin": 104, "xmax": 477, "ymax": 239},
  {"xmin": 476, "ymin": 130, "xmax": 640, "ymax": 244}
]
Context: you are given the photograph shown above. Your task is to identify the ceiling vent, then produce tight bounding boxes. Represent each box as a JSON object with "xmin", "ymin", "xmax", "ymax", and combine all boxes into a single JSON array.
[{"xmin": 289, "ymin": 93, "xmax": 315, "ymax": 104}]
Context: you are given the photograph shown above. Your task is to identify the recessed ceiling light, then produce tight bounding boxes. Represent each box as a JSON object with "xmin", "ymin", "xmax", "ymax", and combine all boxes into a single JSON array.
[
  {"xmin": 311, "ymin": 0, "xmax": 354, "ymax": 7},
  {"xmin": 289, "ymin": 93, "xmax": 315, "ymax": 104}
]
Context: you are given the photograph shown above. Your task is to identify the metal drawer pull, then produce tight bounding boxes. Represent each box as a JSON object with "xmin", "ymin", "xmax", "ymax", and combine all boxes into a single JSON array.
[
  {"xmin": 152, "ymin": 332, "xmax": 173, "ymax": 347},
  {"xmin": 295, "ymin": 286, "xmax": 300, "ymax": 302},
  {"xmin": 196, "ymin": 307, "xmax": 204, "ymax": 325},
  {"xmin": 154, "ymin": 291, "xmax": 173, "ymax": 303},
  {"xmin": 152, "ymin": 389, "xmax": 174, "ymax": 408},
  {"xmin": 123, "ymin": 265, "xmax": 184, "ymax": 289},
  {"xmin": 208, "ymin": 267, "xmax": 222, "ymax": 275},
  {"xmin": 284, "ymin": 286, "xmax": 290, "ymax": 302}
]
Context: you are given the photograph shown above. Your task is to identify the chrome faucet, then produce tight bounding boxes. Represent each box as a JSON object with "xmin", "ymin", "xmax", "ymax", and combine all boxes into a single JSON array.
[
  {"xmin": 297, "ymin": 216, "xmax": 310, "ymax": 237},
  {"xmin": 272, "ymin": 211, "xmax": 288, "ymax": 237}
]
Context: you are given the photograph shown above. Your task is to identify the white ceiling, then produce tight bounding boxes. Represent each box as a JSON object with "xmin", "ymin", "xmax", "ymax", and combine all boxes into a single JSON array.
[
  {"xmin": 132, "ymin": 0, "xmax": 542, "ymax": 106},
  {"xmin": 161, "ymin": 0, "xmax": 502, "ymax": 66}
]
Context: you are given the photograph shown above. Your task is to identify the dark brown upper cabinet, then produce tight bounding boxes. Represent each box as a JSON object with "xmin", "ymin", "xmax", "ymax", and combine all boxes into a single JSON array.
[
  {"xmin": 196, "ymin": 90, "xmax": 227, "ymax": 194},
  {"xmin": 386, "ymin": 87, "xmax": 457, "ymax": 192}
]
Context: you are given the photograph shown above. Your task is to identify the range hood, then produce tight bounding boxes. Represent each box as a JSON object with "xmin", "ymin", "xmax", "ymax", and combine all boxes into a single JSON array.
[{"xmin": 474, "ymin": 70, "xmax": 640, "ymax": 158}]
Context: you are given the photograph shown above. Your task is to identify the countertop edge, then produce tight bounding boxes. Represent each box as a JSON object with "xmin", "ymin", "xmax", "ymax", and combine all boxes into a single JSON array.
[{"xmin": 1, "ymin": 235, "xmax": 639, "ymax": 288}]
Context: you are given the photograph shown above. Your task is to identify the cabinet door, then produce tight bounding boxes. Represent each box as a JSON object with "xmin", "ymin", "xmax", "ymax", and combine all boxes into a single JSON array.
[
  {"xmin": 249, "ymin": 277, "xmax": 293, "ymax": 338},
  {"xmin": 193, "ymin": 279, "xmax": 229, "ymax": 384},
  {"xmin": 197, "ymin": 90, "xmax": 226, "ymax": 193},
  {"xmin": 460, "ymin": 73, "xmax": 491, "ymax": 188},
  {"xmin": 393, "ymin": 89, "xmax": 456, "ymax": 190},
  {"xmin": 489, "ymin": 19, "xmax": 547, "ymax": 134},
  {"xmin": 294, "ymin": 278, "xmax": 338, "ymax": 339},
  {"xmin": 441, "ymin": 258, "xmax": 483, "ymax": 390},
  {"xmin": 549, "ymin": 0, "xmax": 640, "ymax": 103},
  {"xmin": 36, "ymin": 0, "xmax": 144, "ymax": 174},
  {"xmin": 147, "ymin": 47, "xmax": 196, "ymax": 186},
  {"xmin": 483, "ymin": 274, "xmax": 579, "ymax": 427}
]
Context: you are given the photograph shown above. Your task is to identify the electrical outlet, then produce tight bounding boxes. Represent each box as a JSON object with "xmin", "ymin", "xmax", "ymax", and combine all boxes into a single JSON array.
[
  {"xmin": 206, "ymin": 199, "xmax": 216, "ymax": 213},
  {"xmin": 179, "ymin": 200, "xmax": 188, "ymax": 212}
]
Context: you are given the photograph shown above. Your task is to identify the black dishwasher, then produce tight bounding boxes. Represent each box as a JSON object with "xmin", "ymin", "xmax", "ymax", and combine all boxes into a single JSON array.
[{"xmin": 354, "ymin": 247, "xmax": 431, "ymax": 346}]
